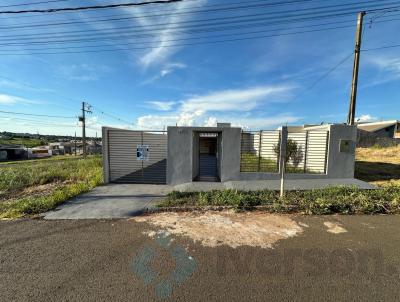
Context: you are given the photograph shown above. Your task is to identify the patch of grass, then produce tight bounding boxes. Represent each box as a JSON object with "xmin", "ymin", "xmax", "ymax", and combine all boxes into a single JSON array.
[
  {"xmin": 356, "ymin": 146, "xmax": 400, "ymax": 186},
  {"xmin": 0, "ymin": 156, "xmax": 103, "ymax": 218},
  {"xmin": 240, "ymin": 153, "xmax": 317, "ymax": 174},
  {"xmin": 158, "ymin": 186, "xmax": 400, "ymax": 215},
  {"xmin": 0, "ymin": 137, "xmax": 47, "ymax": 148},
  {"xmin": 240, "ymin": 153, "xmax": 278, "ymax": 172}
]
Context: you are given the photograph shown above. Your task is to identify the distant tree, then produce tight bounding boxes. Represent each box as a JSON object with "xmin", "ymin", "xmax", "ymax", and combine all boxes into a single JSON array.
[{"xmin": 274, "ymin": 139, "xmax": 304, "ymax": 168}]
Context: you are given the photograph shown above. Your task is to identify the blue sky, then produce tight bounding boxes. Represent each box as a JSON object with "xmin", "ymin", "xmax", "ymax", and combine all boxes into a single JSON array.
[{"xmin": 0, "ymin": 0, "xmax": 399, "ymax": 137}]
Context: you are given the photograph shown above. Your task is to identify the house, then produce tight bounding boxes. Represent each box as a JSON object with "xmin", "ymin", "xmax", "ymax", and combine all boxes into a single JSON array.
[
  {"xmin": 28, "ymin": 147, "xmax": 52, "ymax": 159},
  {"xmin": 101, "ymin": 123, "xmax": 360, "ymax": 189},
  {"xmin": 49, "ymin": 142, "xmax": 73, "ymax": 155},
  {"xmin": 0, "ymin": 145, "xmax": 27, "ymax": 161},
  {"xmin": 356, "ymin": 120, "xmax": 400, "ymax": 147},
  {"xmin": 357, "ymin": 120, "xmax": 399, "ymax": 138}
]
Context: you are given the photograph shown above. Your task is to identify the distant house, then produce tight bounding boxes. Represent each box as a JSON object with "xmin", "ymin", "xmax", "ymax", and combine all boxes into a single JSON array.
[
  {"xmin": 28, "ymin": 147, "xmax": 52, "ymax": 159},
  {"xmin": 356, "ymin": 120, "xmax": 400, "ymax": 147},
  {"xmin": 0, "ymin": 145, "xmax": 27, "ymax": 161},
  {"xmin": 357, "ymin": 120, "xmax": 400, "ymax": 138},
  {"xmin": 49, "ymin": 142, "xmax": 73, "ymax": 155}
]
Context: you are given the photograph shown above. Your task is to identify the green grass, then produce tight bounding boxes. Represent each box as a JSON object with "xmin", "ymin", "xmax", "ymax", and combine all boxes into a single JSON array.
[
  {"xmin": 158, "ymin": 186, "xmax": 400, "ymax": 215},
  {"xmin": 0, "ymin": 156, "xmax": 103, "ymax": 218},
  {"xmin": 240, "ymin": 153, "xmax": 315, "ymax": 174},
  {"xmin": 0, "ymin": 137, "xmax": 47, "ymax": 148}
]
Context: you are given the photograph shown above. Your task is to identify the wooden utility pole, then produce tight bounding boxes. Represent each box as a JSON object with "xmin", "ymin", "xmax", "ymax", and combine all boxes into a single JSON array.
[
  {"xmin": 74, "ymin": 131, "xmax": 77, "ymax": 156},
  {"xmin": 79, "ymin": 101, "xmax": 92, "ymax": 158},
  {"xmin": 347, "ymin": 11, "xmax": 366, "ymax": 125},
  {"xmin": 81, "ymin": 102, "xmax": 86, "ymax": 157}
]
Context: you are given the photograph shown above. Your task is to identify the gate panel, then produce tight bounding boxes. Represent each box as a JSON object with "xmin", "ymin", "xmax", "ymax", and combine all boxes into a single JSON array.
[{"xmin": 108, "ymin": 129, "xmax": 167, "ymax": 184}]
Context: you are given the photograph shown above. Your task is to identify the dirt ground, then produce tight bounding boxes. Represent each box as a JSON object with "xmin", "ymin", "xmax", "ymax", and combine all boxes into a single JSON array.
[
  {"xmin": 1, "ymin": 215, "xmax": 400, "ymax": 301},
  {"xmin": 134, "ymin": 211, "xmax": 304, "ymax": 249}
]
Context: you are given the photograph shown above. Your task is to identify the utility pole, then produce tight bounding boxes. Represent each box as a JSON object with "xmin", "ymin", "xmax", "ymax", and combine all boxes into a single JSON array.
[
  {"xmin": 347, "ymin": 11, "xmax": 366, "ymax": 126},
  {"xmin": 74, "ymin": 131, "xmax": 77, "ymax": 156},
  {"xmin": 79, "ymin": 101, "xmax": 92, "ymax": 158}
]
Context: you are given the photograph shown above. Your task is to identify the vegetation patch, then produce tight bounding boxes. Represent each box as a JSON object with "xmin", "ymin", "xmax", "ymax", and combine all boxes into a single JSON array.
[
  {"xmin": 0, "ymin": 156, "xmax": 103, "ymax": 218},
  {"xmin": 158, "ymin": 186, "xmax": 400, "ymax": 215},
  {"xmin": 356, "ymin": 145, "xmax": 400, "ymax": 186}
]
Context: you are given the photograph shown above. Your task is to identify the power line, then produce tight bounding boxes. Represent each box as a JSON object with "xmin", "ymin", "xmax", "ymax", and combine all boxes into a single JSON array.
[
  {"xmin": 290, "ymin": 52, "xmax": 354, "ymax": 101},
  {"xmin": 1, "ymin": 15, "xmax": 399, "ymax": 51},
  {"xmin": 0, "ymin": 0, "xmax": 182, "ymax": 15},
  {"xmin": 0, "ymin": 24, "xmax": 357, "ymax": 52},
  {"xmin": 0, "ymin": 1, "xmax": 68, "ymax": 9},
  {"xmin": 0, "ymin": 110, "xmax": 76, "ymax": 119},
  {"xmin": 0, "ymin": 0, "xmax": 314, "ymax": 20},
  {"xmin": 91, "ymin": 106, "xmax": 133, "ymax": 125},
  {"xmin": 0, "ymin": 20, "xmax": 394, "ymax": 56},
  {"xmin": 362, "ymin": 43, "xmax": 400, "ymax": 51},
  {"xmin": 0, "ymin": 0, "xmax": 397, "ymax": 31}
]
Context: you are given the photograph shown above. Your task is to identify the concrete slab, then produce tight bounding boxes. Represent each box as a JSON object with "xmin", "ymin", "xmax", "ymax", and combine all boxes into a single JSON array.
[
  {"xmin": 173, "ymin": 178, "xmax": 376, "ymax": 192},
  {"xmin": 43, "ymin": 184, "xmax": 173, "ymax": 220}
]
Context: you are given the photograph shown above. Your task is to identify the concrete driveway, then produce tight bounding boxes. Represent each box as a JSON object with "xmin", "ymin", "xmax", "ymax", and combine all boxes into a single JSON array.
[{"xmin": 43, "ymin": 184, "xmax": 173, "ymax": 219}]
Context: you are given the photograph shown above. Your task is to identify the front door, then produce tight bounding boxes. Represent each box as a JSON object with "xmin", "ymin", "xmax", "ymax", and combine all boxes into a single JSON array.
[{"xmin": 197, "ymin": 135, "xmax": 219, "ymax": 181}]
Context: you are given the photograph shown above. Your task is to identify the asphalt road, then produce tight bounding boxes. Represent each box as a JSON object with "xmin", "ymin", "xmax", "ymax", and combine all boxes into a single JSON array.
[{"xmin": 1, "ymin": 215, "xmax": 400, "ymax": 301}]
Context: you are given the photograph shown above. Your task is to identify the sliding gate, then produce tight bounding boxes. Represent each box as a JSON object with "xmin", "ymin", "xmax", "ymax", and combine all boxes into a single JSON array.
[{"xmin": 105, "ymin": 129, "xmax": 167, "ymax": 184}]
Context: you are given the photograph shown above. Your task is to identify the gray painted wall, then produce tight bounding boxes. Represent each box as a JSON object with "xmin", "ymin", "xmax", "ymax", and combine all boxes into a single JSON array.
[
  {"xmin": 103, "ymin": 124, "xmax": 357, "ymax": 185},
  {"xmin": 326, "ymin": 124, "xmax": 357, "ymax": 178},
  {"xmin": 167, "ymin": 126, "xmax": 241, "ymax": 185}
]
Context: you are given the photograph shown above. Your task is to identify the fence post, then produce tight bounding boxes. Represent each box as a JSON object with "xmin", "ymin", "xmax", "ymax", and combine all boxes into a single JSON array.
[
  {"xmin": 279, "ymin": 126, "xmax": 288, "ymax": 198},
  {"xmin": 258, "ymin": 130, "xmax": 262, "ymax": 172},
  {"xmin": 304, "ymin": 130, "xmax": 309, "ymax": 173}
]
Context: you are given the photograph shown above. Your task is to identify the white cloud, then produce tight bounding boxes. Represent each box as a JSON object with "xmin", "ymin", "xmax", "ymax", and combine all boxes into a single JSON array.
[
  {"xmin": 141, "ymin": 62, "xmax": 187, "ymax": 85},
  {"xmin": 58, "ymin": 64, "xmax": 111, "ymax": 81},
  {"xmin": 160, "ymin": 62, "xmax": 187, "ymax": 77},
  {"xmin": 204, "ymin": 117, "xmax": 217, "ymax": 127},
  {"xmin": 364, "ymin": 55, "xmax": 400, "ymax": 86},
  {"xmin": 356, "ymin": 114, "xmax": 377, "ymax": 123},
  {"xmin": 0, "ymin": 94, "xmax": 41, "ymax": 105},
  {"xmin": 127, "ymin": 1, "xmax": 207, "ymax": 67},
  {"xmin": 147, "ymin": 101, "xmax": 176, "ymax": 111},
  {"xmin": 180, "ymin": 85, "xmax": 295, "ymax": 113},
  {"xmin": 135, "ymin": 84, "xmax": 299, "ymax": 130}
]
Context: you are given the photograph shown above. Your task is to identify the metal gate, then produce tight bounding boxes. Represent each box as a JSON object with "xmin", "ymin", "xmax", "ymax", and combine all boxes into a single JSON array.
[{"xmin": 105, "ymin": 129, "xmax": 167, "ymax": 184}]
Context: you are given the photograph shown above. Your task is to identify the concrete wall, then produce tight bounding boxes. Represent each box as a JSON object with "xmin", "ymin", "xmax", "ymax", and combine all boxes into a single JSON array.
[
  {"xmin": 102, "ymin": 127, "xmax": 110, "ymax": 184},
  {"xmin": 238, "ymin": 124, "xmax": 356, "ymax": 181},
  {"xmin": 167, "ymin": 126, "xmax": 241, "ymax": 185},
  {"xmin": 326, "ymin": 124, "xmax": 357, "ymax": 178},
  {"xmin": 220, "ymin": 127, "xmax": 241, "ymax": 181},
  {"xmin": 192, "ymin": 132, "xmax": 199, "ymax": 180},
  {"xmin": 167, "ymin": 127, "xmax": 193, "ymax": 185}
]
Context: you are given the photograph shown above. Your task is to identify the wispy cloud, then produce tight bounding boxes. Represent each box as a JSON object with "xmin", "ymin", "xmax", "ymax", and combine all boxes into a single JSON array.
[
  {"xmin": 363, "ymin": 54, "xmax": 400, "ymax": 86},
  {"xmin": 141, "ymin": 62, "xmax": 187, "ymax": 85},
  {"xmin": 124, "ymin": 1, "xmax": 207, "ymax": 67},
  {"xmin": 0, "ymin": 94, "xmax": 41, "ymax": 105},
  {"xmin": 58, "ymin": 64, "xmax": 111, "ymax": 82},
  {"xmin": 356, "ymin": 114, "xmax": 377, "ymax": 123},
  {"xmin": 147, "ymin": 101, "xmax": 176, "ymax": 111},
  {"xmin": 180, "ymin": 85, "xmax": 294, "ymax": 114},
  {"xmin": 135, "ymin": 84, "xmax": 299, "ymax": 129}
]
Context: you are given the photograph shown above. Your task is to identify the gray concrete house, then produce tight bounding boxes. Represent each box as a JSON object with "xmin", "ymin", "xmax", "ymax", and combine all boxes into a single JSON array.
[{"xmin": 102, "ymin": 123, "xmax": 372, "ymax": 190}]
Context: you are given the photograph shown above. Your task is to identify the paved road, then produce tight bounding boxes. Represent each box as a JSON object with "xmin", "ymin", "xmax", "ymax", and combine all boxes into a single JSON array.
[
  {"xmin": 44, "ymin": 184, "xmax": 173, "ymax": 219},
  {"xmin": 1, "ymin": 215, "xmax": 400, "ymax": 301}
]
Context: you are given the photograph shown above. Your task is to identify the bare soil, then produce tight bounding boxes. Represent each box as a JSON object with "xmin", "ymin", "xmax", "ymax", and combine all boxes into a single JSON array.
[{"xmin": 133, "ymin": 210, "xmax": 304, "ymax": 249}]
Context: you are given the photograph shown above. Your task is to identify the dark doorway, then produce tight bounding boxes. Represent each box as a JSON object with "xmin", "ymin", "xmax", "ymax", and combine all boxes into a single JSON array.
[{"xmin": 195, "ymin": 133, "xmax": 220, "ymax": 182}]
